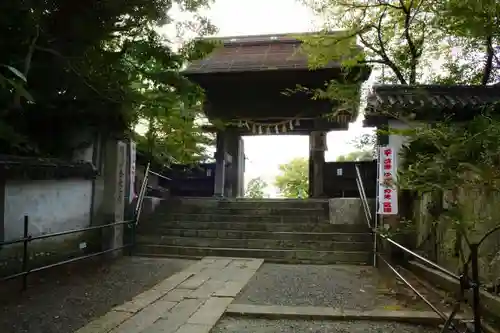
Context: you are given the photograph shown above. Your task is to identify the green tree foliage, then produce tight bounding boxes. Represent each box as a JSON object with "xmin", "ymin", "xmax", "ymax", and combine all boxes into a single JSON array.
[
  {"xmin": 300, "ymin": 0, "xmax": 500, "ymax": 273},
  {"xmin": 351, "ymin": 133, "xmax": 376, "ymax": 150},
  {"xmin": 398, "ymin": 113, "xmax": 500, "ymax": 277},
  {"xmin": 432, "ymin": 0, "xmax": 500, "ymax": 85},
  {"xmin": 245, "ymin": 177, "xmax": 268, "ymax": 198},
  {"xmin": 274, "ymin": 158, "xmax": 309, "ymax": 198},
  {"xmin": 336, "ymin": 150, "xmax": 373, "ymax": 162},
  {"xmin": 399, "ymin": 115, "xmax": 500, "ymax": 194},
  {"xmin": 300, "ymin": 0, "xmax": 499, "ymax": 86},
  {"xmin": 0, "ymin": 0, "xmax": 216, "ymax": 160},
  {"xmin": 338, "ymin": 132, "xmax": 378, "ymax": 161}
]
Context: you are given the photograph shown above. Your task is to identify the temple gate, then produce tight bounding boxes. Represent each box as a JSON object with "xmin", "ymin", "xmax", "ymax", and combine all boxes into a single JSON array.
[{"xmin": 183, "ymin": 33, "xmax": 371, "ymax": 198}]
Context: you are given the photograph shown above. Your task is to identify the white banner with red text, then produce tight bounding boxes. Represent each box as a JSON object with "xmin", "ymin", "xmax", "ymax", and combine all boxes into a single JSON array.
[{"xmin": 378, "ymin": 146, "xmax": 398, "ymax": 215}]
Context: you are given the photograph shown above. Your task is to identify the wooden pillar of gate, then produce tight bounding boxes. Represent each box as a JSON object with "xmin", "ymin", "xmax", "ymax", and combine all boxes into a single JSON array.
[
  {"xmin": 309, "ymin": 130, "xmax": 327, "ymax": 198},
  {"xmin": 225, "ymin": 130, "xmax": 244, "ymax": 198},
  {"xmin": 213, "ymin": 130, "xmax": 226, "ymax": 197}
]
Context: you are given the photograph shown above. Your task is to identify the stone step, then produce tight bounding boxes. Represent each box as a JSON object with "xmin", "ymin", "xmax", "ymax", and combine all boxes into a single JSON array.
[
  {"xmin": 134, "ymin": 245, "xmax": 373, "ymax": 265},
  {"xmin": 165, "ymin": 197, "xmax": 329, "ymax": 210},
  {"xmin": 139, "ymin": 221, "xmax": 371, "ymax": 233},
  {"xmin": 145, "ymin": 229, "xmax": 374, "ymax": 242},
  {"xmin": 153, "ymin": 213, "xmax": 325, "ymax": 223},
  {"xmin": 137, "ymin": 235, "xmax": 373, "ymax": 251},
  {"xmin": 162, "ymin": 206, "xmax": 327, "ymax": 216}
]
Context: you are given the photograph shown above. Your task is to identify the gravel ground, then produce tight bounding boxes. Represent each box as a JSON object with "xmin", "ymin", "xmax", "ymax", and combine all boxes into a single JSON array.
[
  {"xmin": 234, "ymin": 264, "xmax": 430, "ymax": 311},
  {"xmin": 211, "ymin": 317, "xmax": 440, "ymax": 333},
  {"xmin": 0, "ymin": 256, "xmax": 194, "ymax": 333}
]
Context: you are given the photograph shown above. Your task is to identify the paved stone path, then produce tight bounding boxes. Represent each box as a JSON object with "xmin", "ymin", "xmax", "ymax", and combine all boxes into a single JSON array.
[
  {"xmin": 74, "ymin": 258, "xmax": 461, "ymax": 333},
  {"xmin": 74, "ymin": 257, "xmax": 263, "ymax": 333}
]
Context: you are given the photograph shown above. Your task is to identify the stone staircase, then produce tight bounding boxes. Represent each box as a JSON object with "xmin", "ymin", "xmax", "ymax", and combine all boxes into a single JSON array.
[{"xmin": 135, "ymin": 197, "xmax": 374, "ymax": 265}]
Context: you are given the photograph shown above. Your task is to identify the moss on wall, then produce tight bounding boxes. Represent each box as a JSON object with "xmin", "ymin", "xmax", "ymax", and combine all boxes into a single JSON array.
[{"xmin": 413, "ymin": 189, "xmax": 500, "ymax": 291}]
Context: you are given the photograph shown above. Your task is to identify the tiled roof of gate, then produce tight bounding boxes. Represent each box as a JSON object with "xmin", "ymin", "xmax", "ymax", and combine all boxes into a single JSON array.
[
  {"xmin": 365, "ymin": 84, "xmax": 500, "ymax": 122},
  {"xmin": 183, "ymin": 32, "xmax": 342, "ymax": 74}
]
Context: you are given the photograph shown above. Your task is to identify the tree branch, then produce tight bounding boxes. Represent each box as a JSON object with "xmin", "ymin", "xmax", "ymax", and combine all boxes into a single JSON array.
[
  {"xmin": 399, "ymin": 0, "xmax": 419, "ymax": 84},
  {"xmin": 482, "ymin": 35, "xmax": 494, "ymax": 85},
  {"xmin": 375, "ymin": 8, "xmax": 408, "ymax": 84},
  {"xmin": 337, "ymin": 1, "xmax": 403, "ymax": 10}
]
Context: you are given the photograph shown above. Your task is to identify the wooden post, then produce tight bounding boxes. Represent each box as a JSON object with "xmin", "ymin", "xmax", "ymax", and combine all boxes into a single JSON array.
[
  {"xmin": 225, "ymin": 130, "xmax": 243, "ymax": 198},
  {"xmin": 309, "ymin": 131, "xmax": 326, "ymax": 198},
  {"xmin": 214, "ymin": 131, "xmax": 226, "ymax": 197}
]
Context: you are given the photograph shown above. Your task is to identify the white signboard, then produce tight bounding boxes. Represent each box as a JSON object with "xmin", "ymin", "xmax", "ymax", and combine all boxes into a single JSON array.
[
  {"xmin": 129, "ymin": 141, "xmax": 136, "ymax": 203},
  {"xmin": 378, "ymin": 146, "xmax": 398, "ymax": 215}
]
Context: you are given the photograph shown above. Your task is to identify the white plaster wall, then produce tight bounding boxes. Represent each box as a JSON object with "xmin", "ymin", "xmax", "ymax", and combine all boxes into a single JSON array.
[{"xmin": 4, "ymin": 179, "xmax": 92, "ymax": 241}]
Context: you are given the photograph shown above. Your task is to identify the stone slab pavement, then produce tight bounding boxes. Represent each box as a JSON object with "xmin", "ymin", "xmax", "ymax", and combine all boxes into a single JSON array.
[{"xmin": 74, "ymin": 257, "xmax": 264, "ymax": 333}]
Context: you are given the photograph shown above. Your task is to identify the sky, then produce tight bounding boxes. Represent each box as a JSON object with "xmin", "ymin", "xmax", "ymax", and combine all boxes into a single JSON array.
[{"xmin": 163, "ymin": 0, "xmax": 375, "ymax": 196}]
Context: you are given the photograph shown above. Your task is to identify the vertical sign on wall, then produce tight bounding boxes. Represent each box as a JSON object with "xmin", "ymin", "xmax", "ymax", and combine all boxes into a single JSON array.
[
  {"xmin": 129, "ymin": 141, "xmax": 136, "ymax": 203},
  {"xmin": 116, "ymin": 142, "xmax": 127, "ymax": 211},
  {"xmin": 378, "ymin": 146, "xmax": 398, "ymax": 215}
]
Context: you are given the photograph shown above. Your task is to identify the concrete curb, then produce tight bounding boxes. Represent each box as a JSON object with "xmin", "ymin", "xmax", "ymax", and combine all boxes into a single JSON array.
[
  {"xmin": 409, "ymin": 261, "xmax": 500, "ymax": 321},
  {"xmin": 225, "ymin": 304, "xmax": 469, "ymax": 326}
]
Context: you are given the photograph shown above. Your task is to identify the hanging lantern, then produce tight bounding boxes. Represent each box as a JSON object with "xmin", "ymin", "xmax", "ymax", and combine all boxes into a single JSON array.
[
  {"xmin": 275, "ymin": 125, "xmax": 279, "ymax": 134},
  {"xmin": 258, "ymin": 126, "xmax": 263, "ymax": 135}
]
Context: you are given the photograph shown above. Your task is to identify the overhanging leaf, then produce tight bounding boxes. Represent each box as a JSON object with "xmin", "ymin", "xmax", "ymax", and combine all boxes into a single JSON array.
[
  {"xmin": 6, "ymin": 78, "xmax": 35, "ymax": 102},
  {"xmin": 3, "ymin": 65, "xmax": 27, "ymax": 82}
]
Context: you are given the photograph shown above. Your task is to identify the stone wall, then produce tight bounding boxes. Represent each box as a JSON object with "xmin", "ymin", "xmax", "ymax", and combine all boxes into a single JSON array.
[
  {"xmin": 328, "ymin": 198, "xmax": 375, "ymax": 225},
  {"xmin": 413, "ymin": 189, "xmax": 500, "ymax": 291}
]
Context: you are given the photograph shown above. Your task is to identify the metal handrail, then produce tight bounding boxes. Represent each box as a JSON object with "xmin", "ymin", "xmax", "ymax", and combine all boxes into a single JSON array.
[
  {"xmin": 383, "ymin": 236, "xmax": 461, "ymax": 281},
  {"xmin": 355, "ymin": 166, "xmax": 372, "ymax": 228},
  {"xmin": 0, "ymin": 216, "xmax": 134, "ymax": 290},
  {"xmin": 134, "ymin": 162, "xmax": 150, "ymax": 226},
  {"xmin": 356, "ymin": 177, "xmax": 372, "ymax": 229},
  {"xmin": 133, "ymin": 164, "xmax": 172, "ymax": 226},
  {"xmin": 0, "ymin": 220, "xmax": 134, "ymax": 247},
  {"xmin": 0, "ymin": 161, "xmax": 172, "ymax": 290},
  {"xmin": 354, "ymin": 159, "xmax": 483, "ymax": 332},
  {"xmin": 149, "ymin": 170, "xmax": 171, "ymax": 181},
  {"xmin": 355, "ymin": 162, "xmax": 463, "ymax": 280},
  {"xmin": 355, "ymin": 163, "xmax": 377, "ymax": 268},
  {"xmin": 355, "ymin": 164, "xmax": 373, "ymax": 222}
]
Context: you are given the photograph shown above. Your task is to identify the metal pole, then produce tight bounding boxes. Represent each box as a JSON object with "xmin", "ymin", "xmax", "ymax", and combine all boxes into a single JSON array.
[
  {"xmin": 374, "ymin": 155, "xmax": 380, "ymax": 268},
  {"xmin": 470, "ymin": 243, "xmax": 482, "ymax": 333},
  {"xmin": 383, "ymin": 236, "xmax": 461, "ymax": 281},
  {"xmin": 377, "ymin": 255, "xmax": 451, "ymax": 322},
  {"xmin": 129, "ymin": 221, "xmax": 136, "ymax": 256},
  {"xmin": 21, "ymin": 216, "xmax": 29, "ymax": 291}
]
